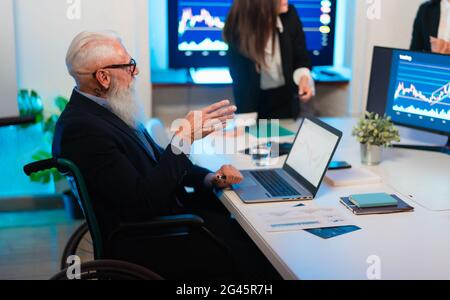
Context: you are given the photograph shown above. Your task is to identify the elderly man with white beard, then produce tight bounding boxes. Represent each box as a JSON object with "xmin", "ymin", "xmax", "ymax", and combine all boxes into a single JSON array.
[{"xmin": 53, "ymin": 31, "xmax": 280, "ymax": 280}]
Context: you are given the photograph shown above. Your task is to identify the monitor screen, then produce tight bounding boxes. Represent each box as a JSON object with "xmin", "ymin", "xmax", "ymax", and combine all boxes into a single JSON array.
[
  {"xmin": 368, "ymin": 47, "xmax": 450, "ymax": 136},
  {"xmin": 169, "ymin": 0, "xmax": 336, "ymax": 68},
  {"xmin": 286, "ymin": 119, "xmax": 340, "ymax": 188}
]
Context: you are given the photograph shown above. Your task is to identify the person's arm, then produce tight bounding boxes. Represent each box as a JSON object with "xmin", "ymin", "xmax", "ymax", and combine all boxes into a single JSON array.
[
  {"xmin": 168, "ymin": 100, "xmax": 237, "ymax": 190},
  {"xmin": 57, "ymin": 123, "xmax": 195, "ymax": 220},
  {"xmin": 411, "ymin": 4, "xmax": 426, "ymax": 51},
  {"xmin": 289, "ymin": 7, "xmax": 315, "ymax": 102},
  {"xmin": 430, "ymin": 37, "xmax": 450, "ymax": 54},
  {"xmin": 151, "ymin": 136, "xmax": 212, "ymax": 191}
]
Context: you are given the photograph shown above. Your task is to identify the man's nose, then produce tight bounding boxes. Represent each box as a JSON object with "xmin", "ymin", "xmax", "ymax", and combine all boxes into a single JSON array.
[{"xmin": 134, "ymin": 66, "xmax": 140, "ymax": 76}]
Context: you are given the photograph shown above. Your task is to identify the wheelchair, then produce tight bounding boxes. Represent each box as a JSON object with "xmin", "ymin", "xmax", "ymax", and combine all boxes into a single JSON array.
[{"xmin": 24, "ymin": 158, "xmax": 233, "ymax": 280}]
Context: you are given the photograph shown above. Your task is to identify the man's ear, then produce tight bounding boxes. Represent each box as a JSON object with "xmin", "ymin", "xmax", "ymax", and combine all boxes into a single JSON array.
[{"xmin": 95, "ymin": 70, "xmax": 111, "ymax": 90}]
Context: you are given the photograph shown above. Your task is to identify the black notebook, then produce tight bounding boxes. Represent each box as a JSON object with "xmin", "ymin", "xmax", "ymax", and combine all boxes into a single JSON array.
[{"xmin": 340, "ymin": 194, "xmax": 414, "ymax": 215}]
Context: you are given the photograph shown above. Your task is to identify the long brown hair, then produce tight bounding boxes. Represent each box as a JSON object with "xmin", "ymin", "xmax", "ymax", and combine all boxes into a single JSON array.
[{"xmin": 223, "ymin": 0, "xmax": 279, "ymax": 68}]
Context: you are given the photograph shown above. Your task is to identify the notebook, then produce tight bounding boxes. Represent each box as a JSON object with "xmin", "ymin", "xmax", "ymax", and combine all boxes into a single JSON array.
[
  {"xmin": 340, "ymin": 195, "xmax": 414, "ymax": 215},
  {"xmin": 349, "ymin": 193, "xmax": 398, "ymax": 208}
]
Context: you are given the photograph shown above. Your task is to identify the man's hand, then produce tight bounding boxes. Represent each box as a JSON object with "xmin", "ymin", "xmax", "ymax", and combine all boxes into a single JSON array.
[
  {"xmin": 430, "ymin": 37, "xmax": 450, "ymax": 54},
  {"xmin": 298, "ymin": 76, "xmax": 314, "ymax": 103},
  {"xmin": 174, "ymin": 100, "xmax": 237, "ymax": 144},
  {"xmin": 213, "ymin": 165, "xmax": 243, "ymax": 189}
]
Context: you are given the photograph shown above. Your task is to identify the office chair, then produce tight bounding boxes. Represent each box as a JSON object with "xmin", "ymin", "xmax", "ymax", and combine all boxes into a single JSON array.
[{"xmin": 24, "ymin": 158, "xmax": 234, "ymax": 280}]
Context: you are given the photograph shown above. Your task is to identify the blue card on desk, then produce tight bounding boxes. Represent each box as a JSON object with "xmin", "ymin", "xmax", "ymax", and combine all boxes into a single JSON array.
[{"xmin": 305, "ymin": 226, "xmax": 361, "ymax": 239}]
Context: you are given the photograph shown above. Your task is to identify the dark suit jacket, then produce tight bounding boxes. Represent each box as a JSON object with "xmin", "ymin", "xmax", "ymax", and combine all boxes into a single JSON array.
[
  {"xmin": 53, "ymin": 90, "xmax": 211, "ymax": 245},
  {"xmin": 227, "ymin": 5, "xmax": 311, "ymax": 116},
  {"xmin": 411, "ymin": 1, "xmax": 441, "ymax": 51}
]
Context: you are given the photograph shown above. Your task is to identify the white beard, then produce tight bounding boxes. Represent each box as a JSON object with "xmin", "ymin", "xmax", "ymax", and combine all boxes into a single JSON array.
[{"xmin": 107, "ymin": 79, "xmax": 145, "ymax": 129}]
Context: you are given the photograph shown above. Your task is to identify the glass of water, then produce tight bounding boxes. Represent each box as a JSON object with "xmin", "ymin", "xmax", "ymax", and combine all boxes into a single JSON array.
[{"xmin": 250, "ymin": 143, "xmax": 272, "ymax": 167}]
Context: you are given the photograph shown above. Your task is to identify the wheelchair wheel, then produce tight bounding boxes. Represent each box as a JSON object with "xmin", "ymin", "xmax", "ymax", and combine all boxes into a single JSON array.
[
  {"xmin": 50, "ymin": 260, "xmax": 163, "ymax": 280},
  {"xmin": 61, "ymin": 222, "xmax": 94, "ymax": 270}
]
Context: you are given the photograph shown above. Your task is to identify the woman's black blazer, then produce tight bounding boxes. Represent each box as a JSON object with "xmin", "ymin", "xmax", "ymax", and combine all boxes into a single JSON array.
[
  {"xmin": 411, "ymin": 0, "xmax": 441, "ymax": 51},
  {"xmin": 227, "ymin": 5, "xmax": 311, "ymax": 114}
]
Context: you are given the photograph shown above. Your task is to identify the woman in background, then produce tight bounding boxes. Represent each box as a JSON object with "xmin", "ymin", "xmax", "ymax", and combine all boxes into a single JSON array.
[
  {"xmin": 411, "ymin": 0, "xmax": 450, "ymax": 54},
  {"xmin": 224, "ymin": 0, "xmax": 315, "ymax": 120}
]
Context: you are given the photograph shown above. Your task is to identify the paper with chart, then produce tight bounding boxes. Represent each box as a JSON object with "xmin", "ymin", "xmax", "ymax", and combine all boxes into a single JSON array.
[{"xmin": 254, "ymin": 205, "xmax": 353, "ymax": 232}]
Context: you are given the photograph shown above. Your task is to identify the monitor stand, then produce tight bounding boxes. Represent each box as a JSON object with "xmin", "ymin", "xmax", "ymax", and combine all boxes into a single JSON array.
[{"xmin": 393, "ymin": 137, "xmax": 450, "ymax": 155}]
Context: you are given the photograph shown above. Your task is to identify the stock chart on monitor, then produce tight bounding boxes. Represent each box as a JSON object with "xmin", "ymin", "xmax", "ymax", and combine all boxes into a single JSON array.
[
  {"xmin": 385, "ymin": 50, "xmax": 450, "ymax": 135},
  {"xmin": 169, "ymin": 0, "xmax": 336, "ymax": 68}
]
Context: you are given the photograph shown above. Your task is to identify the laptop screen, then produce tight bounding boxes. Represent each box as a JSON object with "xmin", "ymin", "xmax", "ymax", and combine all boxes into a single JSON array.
[{"xmin": 285, "ymin": 119, "xmax": 340, "ymax": 188}]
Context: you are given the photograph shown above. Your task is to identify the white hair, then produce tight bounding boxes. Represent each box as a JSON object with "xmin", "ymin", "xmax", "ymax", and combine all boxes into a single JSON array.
[
  {"xmin": 107, "ymin": 78, "xmax": 145, "ymax": 129},
  {"xmin": 66, "ymin": 30, "xmax": 121, "ymax": 78}
]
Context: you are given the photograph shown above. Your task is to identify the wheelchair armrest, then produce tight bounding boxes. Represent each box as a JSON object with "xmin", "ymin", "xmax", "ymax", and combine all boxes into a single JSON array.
[
  {"xmin": 109, "ymin": 214, "xmax": 206, "ymax": 241},
  {"xmin": 24, "ymin": 158, "xmax": 58, "ymax": 175},
  {"xmin": 119, "ymin": 214, "xmax": 205, "ymax": 230}
]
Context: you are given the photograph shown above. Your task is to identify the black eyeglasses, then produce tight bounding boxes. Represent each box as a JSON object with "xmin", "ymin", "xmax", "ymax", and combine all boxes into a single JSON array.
[{"xmin": 92, "ymin": 58, "xmax": 137, "ymax": 77}]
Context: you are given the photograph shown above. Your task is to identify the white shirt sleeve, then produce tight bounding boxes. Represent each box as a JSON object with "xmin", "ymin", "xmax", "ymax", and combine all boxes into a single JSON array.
[
  {"xmin": 438, "ymin": 0, "xmax": 450, "ymax": 41},
  {"xmin": 293, "ymin": 67, "xmax": 316, "ymax": 96}
]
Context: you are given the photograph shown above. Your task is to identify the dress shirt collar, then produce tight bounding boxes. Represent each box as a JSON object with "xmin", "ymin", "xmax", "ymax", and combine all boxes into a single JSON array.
[{"xmin": 75, "ymin": 87, "xmax": 109, "ymax": 109}]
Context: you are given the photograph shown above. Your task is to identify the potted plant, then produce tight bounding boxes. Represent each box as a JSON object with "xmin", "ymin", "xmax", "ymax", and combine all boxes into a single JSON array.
[{"xmin": 352, "ymin": 112, "xmax": 401, "ymax": 165}]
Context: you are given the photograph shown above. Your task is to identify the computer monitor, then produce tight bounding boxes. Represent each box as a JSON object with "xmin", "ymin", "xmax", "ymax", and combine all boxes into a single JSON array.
[
  {"xmin": 168, "ymin": 0, "xmax": 337, "ymax": 68},
  {"xmin": 367, "ymin": 47, "xmax": 450, "ymax": 154}
]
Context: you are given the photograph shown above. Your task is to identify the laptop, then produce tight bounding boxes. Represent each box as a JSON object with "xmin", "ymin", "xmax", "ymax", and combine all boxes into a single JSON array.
[{"xmin": 232, "ymin": 118, "xmax": 343, "ymax": 203}]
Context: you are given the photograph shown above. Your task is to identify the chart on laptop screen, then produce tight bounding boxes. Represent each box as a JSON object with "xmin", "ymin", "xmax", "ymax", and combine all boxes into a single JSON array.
[
  {"xmin": 385, "ymin": 50, "xmax": 450, "ymax": 133},
  {"xmin": 286, "ymin": 119, "xmax": 339, "ymax": 188}
]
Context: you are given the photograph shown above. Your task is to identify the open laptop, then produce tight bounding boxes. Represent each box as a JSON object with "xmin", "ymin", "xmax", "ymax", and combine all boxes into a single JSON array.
[{"xmin": 232, "ymin": 118, "xmax": 343, "ymax": 203}]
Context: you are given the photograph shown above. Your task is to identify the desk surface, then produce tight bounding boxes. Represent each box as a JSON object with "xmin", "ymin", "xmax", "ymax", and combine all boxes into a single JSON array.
[{"xmin": 191, "ymin": 118, "xmax": 450, "ymax": 280}]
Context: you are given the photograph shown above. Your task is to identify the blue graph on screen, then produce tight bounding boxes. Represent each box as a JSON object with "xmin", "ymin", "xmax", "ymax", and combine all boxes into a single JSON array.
[
  {"xmin": 177, "ymin": 0, "xmax": 334, "ymax": 55},
  {"xmin": 386, "ymin": 51, "xmax": 450, "ymax": 134},
  {"xmin": 177, "ymin": 0, "xmax": 232, "ymax": 52}
]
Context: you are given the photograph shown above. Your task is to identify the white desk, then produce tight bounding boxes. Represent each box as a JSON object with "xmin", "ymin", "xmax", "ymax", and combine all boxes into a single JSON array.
[{"xmin": 191, "ymin": 118, "xmax": 450, "ymax": 280}]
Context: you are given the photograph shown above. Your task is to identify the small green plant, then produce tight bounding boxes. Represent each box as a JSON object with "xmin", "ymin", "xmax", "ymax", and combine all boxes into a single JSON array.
[
  {"xmin": 18, "ymin": 90, "xmax": 44, "ymax": 126},
  {"xmin": 18, "ymin": 90, "xmax": 69, "ymax": 184},
  {"xmin": 352, "ymin": 112, "xmax": 401, "ymax": 147}
]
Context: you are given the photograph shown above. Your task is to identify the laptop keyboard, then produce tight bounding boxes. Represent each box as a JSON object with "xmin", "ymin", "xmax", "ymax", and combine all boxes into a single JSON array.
[{"xmin": 250, "ymin": 170, "xmax": 300, "ymax": 197}]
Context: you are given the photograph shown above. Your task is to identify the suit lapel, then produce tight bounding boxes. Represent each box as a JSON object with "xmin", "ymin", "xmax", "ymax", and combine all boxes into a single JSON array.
[{"xmin": 140, "ymin": 127, "xmax": 163, "ymax": 160}]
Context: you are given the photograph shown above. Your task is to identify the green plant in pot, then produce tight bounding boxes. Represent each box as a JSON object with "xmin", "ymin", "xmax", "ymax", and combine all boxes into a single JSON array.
[{"xmin": 352, "ymin": 112, "xmax": 401, "ymax": 165}]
